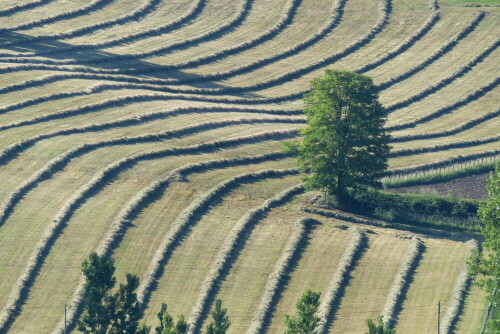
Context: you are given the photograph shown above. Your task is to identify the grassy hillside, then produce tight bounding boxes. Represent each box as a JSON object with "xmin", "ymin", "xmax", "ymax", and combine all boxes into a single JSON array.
[{"xmin": 0, "ymin": 0, "xmax": 497, "ymax": 332}]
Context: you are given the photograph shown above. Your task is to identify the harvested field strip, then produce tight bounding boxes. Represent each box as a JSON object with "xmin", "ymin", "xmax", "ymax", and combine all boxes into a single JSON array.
[
  {"xmin": 186, "ymin": 183, "xmax": 304, "ymax": 333},
  {"xmin": 0, "ymin": 112, "xmax": 303, "ymax": 164},
  {"xmin": 0, "ymin": 129, "xmax": 297, "ymax": 323},
  {"xmin": 386, "ymin": 77, "xmax": 500, "ymax": 131},
  {"xmin": 385, "ymin": 38, "xmax": 499, "ymax": 112},
  {"xmin": 316, "ymin": 228, "xmax": 365, "ymax": 334},
  {"xmin": 266, "ymin": 219, "xmax": 351, "ymax": 333},
  {"xmin": 440, "ymin": 240, "xmax": 478, "ymax": 334},
  {"xmin": 391, "ymin": 109, "xmax": 500, "ymax": 142},
  {"xmin": 37, "ymin": 156, "xmax": 296, "ymax": 333},
  {"xmin": 0, "ymin": 0, "xmax": 206, "ymax": 58},
  {"xmin": 247, "ymin": 217, "xmax": 312, "ymax": 334},
  {"xmin": 0, "ymin": 125, "xmax": 299, "ymax": 227},
  {"xmin": 381, "ymin": 236, "xmax": 423, "ymax": 327},
  {"xmin": 454, "ymin": 282, "xmax": 489, "ymax": 334},
  {"xmin": 195, "ymin": 193, "xmax": 306, "ymax": 334},
  {"xmin": 395, "ymin": 239, "xmax": 471, "ymax": 334},
  {"xmin": 0, "ymin": 0, "xmax": 55, "ymax": 17},
  {"xmin": 0, "ymin": 0, "xmax": 115, "ymax": 33},
  {"xmin": 376, "ymin": 11, "xmax": 487, "ymax": 90},
  {"xmin": 2, "ymin": 0, "xmax": 165, "ymax": 45},
  {"xmin": 327, "ymin": 234, "xmax": 411, "ymax": 333}
]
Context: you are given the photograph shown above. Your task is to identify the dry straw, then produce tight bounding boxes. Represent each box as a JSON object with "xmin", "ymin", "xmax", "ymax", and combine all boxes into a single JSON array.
[
  {"xmin": 186, "ymin": 183, "xmax": 304, "ymax": 334},
  {"xmin": 247, "ymin": 218, "xmax": 313, "ymax": 334},
  {"xmin": 378, "ymin": 12, "xmax": 487, "ymax": 90},
  {"xmin": 0, "ymin": 122, "xmax": 299, "ymax": 227},
  {"xmin": 0, "ymin": 131, "xmax": 296, "ymax": 332},
  {"xmin": 52, "ymin": 152, "xmax": 290, "ymax": 333},
  {"xmin": 385, "ymin": 38, "xmax": 499, "ymax": 113},
  {"xmin": 316, "ymin": 228, "xmax": 365, "ymax": 334},
  {"xmin": 381, "ymin": 236, "xmax": 423, "ymax": 327},
  {"xmin": 439, "ymin": 239, "xmax": 479, "ymax": 334}
]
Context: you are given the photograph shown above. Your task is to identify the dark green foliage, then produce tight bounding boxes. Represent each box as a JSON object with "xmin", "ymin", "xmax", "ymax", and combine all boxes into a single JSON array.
[
  {"xmin": 284, "ymin": 290, "xmax": 321, "ymax": 334},
  {"xmin": 206, "ymin": 299, "xmax": 230, "ymax": 334},
  {"xmin": 349, "ymin": 188, "xmax": 481, "ymax": 229},
  {"xmin": 468, "ymin": 163, "xmax": 500, "ymax": 331},
  {"xmin": 155, "ymin": 303, "xmax": 189, "ymax": 334},
  {"xmin": 287, "ymin": 69, "xmax": 389, "ymax": 204},
  {"xmin": 365, "ymin": 316, "xmax": 396, "ymax": 334},
  {"xmin": 78, "ymin": 253, "xmax": 116, "ymax": 334},
  {"xmin": 78, "ymin": 253, "xmax": 150, "ymax": 334}
]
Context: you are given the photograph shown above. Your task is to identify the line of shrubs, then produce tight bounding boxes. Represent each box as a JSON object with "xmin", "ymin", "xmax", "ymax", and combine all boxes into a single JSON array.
[{"xmin": 347, "ymin": 188, "xmax": 481, "ymax": 229}]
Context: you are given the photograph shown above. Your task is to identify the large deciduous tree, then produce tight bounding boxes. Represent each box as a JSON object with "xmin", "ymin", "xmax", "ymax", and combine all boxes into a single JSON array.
[
  {"xmin": 287, "ymin": 70, "xmax": 390, "ymax": 205},
  {"xmin": 469, "ymin": 163, "xmax": 500, "ymax": 331}
]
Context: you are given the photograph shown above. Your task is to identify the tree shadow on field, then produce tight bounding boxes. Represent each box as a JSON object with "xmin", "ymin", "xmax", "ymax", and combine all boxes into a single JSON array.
[{"xmin": 0, "ymin": 31, "xmax": 259, "ymax": 96}]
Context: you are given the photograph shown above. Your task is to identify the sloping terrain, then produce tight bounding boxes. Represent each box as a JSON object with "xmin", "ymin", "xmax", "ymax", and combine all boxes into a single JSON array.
[{"xmin": 0, "ymin": 0, "xmax": 497, "ymax": 332}]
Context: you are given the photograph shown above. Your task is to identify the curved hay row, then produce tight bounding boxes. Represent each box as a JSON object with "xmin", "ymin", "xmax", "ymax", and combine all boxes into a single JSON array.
[
  {"xmin": 186, "ymin": 182, "xmax": 304, "ymax": 334},
  {"xmin": 0, "ymin": 131, "xmax": 297, "ymax": 332},
  {"xmin": 377, "ymin": 11, "xmax": 487, "ymax": 90},
  {"xmin": 381, "ymin": 236, "xmax": 423, "ymax": 327},
  {"xmin": 1, "ymin": 0, "xmax": 165, "ymax": 47},
  {"xmin": 0, "ymin": 106, "xmax": 303, "ymax": 164},
  {"xmin": 0, "ymin": 0, "xmax": 206, "ymax": 56},
  {"xmin": 0, "ymin": 92, "xmax": 303, "ymax": 132},
  {"xmin": 0, "ymin": 0, "xmax": 114, "ymax": 33},
  {"xmin": 52, "ymin": 151, "xmax": 290, "ymax": 333},
  {"xmin": 356, "ymin": 9, "xmax": 440, "ymax": 74},
  {"xmin": 0, "ymin": 0, "xmax": 56, "ymax": 17},
  {"xmin": 391, "ymin": 109, "xmax": 500, "ymax": 143},
  {"xmin": 11, "ymin": 0, "xmax": 388, "ymax": 95},
  {"xmin": 389, "ymin": 135, "xmax": 500, "ymax": 158},
  {"xmin": 0, "ymin": 122, "xmax": 300, "ymax": 227},
  {"xmin": 439, "ymin": 240, "xmax": 479, "ymax": 334},
  {"xmin": 385, "ymin": 38, "xmax": 500, "ymax": 113},
  {"xmin": 316, "ymin": 227, "xmax": 365, "ymax": 334},
  {"xmin": 6, "ymin": 0, "xmax": 300, "ymax": 72},
  {"xmin": 386, "ymin": 77, "xmax": 500, "ymax": 131},
  {"xmin": 247, "ymin": 217, "xmax": 312, "ymax": 334}
]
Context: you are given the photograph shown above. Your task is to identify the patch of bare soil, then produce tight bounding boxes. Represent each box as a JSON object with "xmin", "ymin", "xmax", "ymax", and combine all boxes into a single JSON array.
[{"xmin": 389, "ymin": 173, "xmax": 490, "ymax": 200}]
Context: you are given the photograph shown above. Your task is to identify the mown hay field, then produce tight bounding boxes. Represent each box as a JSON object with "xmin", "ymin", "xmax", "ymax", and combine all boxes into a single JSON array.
[{"xmin": 0, "ymin": 0, "xmax": 498, "ymax": 332}]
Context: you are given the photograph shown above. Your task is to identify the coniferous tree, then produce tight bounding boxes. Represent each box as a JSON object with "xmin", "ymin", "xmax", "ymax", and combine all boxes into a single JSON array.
[
  {"xmin": 206, "ymin": 299, "xmax": 230, "ymax": 334},
  {"xmin": 155, "ymin": 303, "xmax": 189, "ymax": 334},
  {"xmin": 284, "ymin": 290, "xmax": 321, "ymax": 334},
  {"xmin": 365, "ymin": 316, "xmax": 395, "ymax": 334}
]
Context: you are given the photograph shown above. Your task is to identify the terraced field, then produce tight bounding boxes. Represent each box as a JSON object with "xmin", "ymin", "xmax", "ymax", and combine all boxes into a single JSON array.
[{"xmin": 0, "ymin": 0, "xmax": 498, "ymax": 333}]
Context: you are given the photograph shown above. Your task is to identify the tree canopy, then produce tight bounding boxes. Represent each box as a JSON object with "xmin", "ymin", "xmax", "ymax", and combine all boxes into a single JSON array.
[
  {"xmin": 206, "ymin": 299, "xmax": 231, "ymax": 334},
  {"xmin": 365, "ymin": 316, "xmax": 396, "ymax": 334},
  {"xmin": 469, "ymin": 163, "xmax": 500, "ymax": 331},
  {"xmin": 287, "ymin": 69, "xmax": 390, "ymax": 205},
  {"xmin": 284, "ymin": 289, "xmax": 321, "ymax": 334}
]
